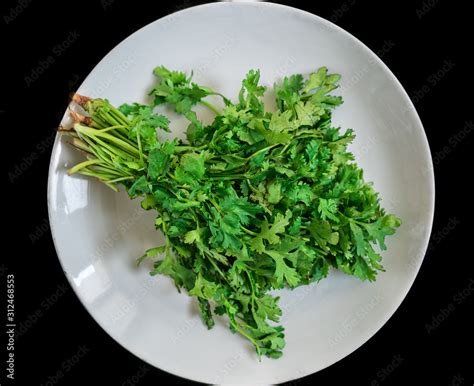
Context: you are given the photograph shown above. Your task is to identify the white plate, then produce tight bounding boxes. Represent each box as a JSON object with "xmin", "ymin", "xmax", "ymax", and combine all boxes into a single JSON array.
[{"xmin": 48, "ymin": 3, "xmax": 434, "ymax": 384}]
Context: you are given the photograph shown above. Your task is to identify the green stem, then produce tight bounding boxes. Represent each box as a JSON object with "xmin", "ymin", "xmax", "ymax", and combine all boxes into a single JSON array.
[
  {"xmin": 174, "ymin": 144, "xmax": 207, "ymax": 152},
  {"xmin": 227, "ymin": 313, "xmax": 260, "ymax": 356},
  {"xmin": 89, "ymin": 165, "xmax": 127, "ymax": 176},
  {"xmin": 95, "ymin": 124, "xmax": 129, "ymax": 134},
  {"xmin": 136, "ymin": 130, "xmax": 144, "ymax": 166},
  {"xmin": 106, "ymin": 176, "xmax": 135, "ymax": 183},
  {"xmin": 207, "ymin": 175, "xmax": 246, "ymax": 181},
  {"xmin": 109, "ymin": 107, "xmax": 131, "ymax": 127},
  {"xmin": 78, "ymin": 169, "xmax": 118, "ymax": 180},
  {"xmin": 204, "ymin": 251, "xmax": 232, "ymax": 285},
  {"xmin": 246, "ymin": 144, "xmax": 279, "ymax": 160},
  {"xmin": 68, "ymin": 159, "xmax": 104, "ymax": 175},
  {"xmin": 208, "ymin": 198, "xmax": 222, "ymax": 214},
  {"xmin": 82, "ymin": 134, "xmax": 136, "ymax": 162},
  {"xmin": 199, "ymin": 100, "xmax": 220, "ymax": 115},
  {"xmin": 240, "ymin": 226, "xmax": 258, "ymax": 236},
  {"xmin": 246, "ymin": 179, "xmax": 259, "ymax": 194},
  {"xmin": 76, "ymin": 125, "xmax": 141, "ymax": 158},
  {"xmin": 85, "ymin": 125, "xmax": 132, "ymax": 145},
  {"xmin": 104, "ymin": 182, "xmax": 119, "ymax": 192}
]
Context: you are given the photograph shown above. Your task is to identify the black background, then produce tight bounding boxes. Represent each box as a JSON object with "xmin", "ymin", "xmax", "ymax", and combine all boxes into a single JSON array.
[{"xmin": 2, "ymin": 0, "xmax": 472, "ymax": 385}]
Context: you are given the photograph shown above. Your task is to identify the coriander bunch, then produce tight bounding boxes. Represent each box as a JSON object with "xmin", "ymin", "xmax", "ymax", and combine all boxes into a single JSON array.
[{"xmin": 63, "ymin": 66, "xmax": 400, "ymax": 358}]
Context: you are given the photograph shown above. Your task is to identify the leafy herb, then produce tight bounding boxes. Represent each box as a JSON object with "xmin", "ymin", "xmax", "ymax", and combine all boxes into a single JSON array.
[{"xmin": 63, "ymin": 66, "xmax": 401, "ymax": 358}]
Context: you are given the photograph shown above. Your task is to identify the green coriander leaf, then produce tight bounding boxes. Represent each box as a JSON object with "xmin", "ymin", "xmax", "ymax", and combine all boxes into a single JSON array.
[
  {"xmin": 267, "ymin": 181, "xmax": 282, "ymax": 204},
  {"xmin": 318, "ymin": 198, "xmax": 340, "ymax": 222},
  {"xmin": 136, "ymin": 245, "xmax": 166, "ymax": 266}
]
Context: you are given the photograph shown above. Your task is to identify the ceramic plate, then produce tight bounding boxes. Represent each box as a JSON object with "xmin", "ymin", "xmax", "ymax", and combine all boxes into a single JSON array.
[{"xmin": 48, "ymin": 3, "xmax": 434, "ymax": 384}]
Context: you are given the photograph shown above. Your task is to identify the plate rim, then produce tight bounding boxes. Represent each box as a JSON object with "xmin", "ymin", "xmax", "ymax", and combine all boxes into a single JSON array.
[{"xmin": 47, "ymin": 2, "xmax": 435, "ymax": 383}]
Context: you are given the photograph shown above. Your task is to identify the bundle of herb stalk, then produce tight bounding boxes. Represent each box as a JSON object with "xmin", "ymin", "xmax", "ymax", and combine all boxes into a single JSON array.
[{"xmin": 62, "ymin": 66, "xmax": 400, "ymax": 358}]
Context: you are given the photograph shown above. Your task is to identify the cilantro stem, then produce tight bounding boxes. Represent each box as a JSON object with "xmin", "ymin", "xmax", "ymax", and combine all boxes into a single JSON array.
[
  {"xmin": 227, "ymin": 313, "xmax": 261, "ymax": 356},
  {"xmin": 287, "ymin": 234, "xmax": 310, "ymax": 242},
  {"xmin": 106, "ymin": 176, "xmax": 135, "ymax": 183},
  {"xmin": 103, "ymin": 182, "xmax": 119, "ymax": 192},
  {"xmin": 81, "ymin": 132, "xmax": 138, "ymax": 161},
  {"xmin": 75, "ymin": 125, "xmax": 141, "ymax": 157},
  {"xmin": 246, "ymin": 144, "xmax": 279, "ymax": 160},
  {"xmin": 136, "ymin": 131, "xmax": 144, "ymax": 167},
  {"xmin": 202, "ymin": 251, "xmax": 233, "ymax": 287},
  {"xmin": 246, "ymin": 179, "xmax": 259, "ymax": 193},
  {"xmin": 175, "ymin": 145, "xmax": 207, "ymax": 152},
  {"xmin": 94, "ymin": 124, "xmax": 129, "ymax": 136},
  {"xmin": 89, "ymin": 165, "xmax": 126, "ymax": 176},
  {"xmin": 208, "ymin": 198, "xmax": 222, "ymax": 214},
  {"xmin": 68, "ymin": 159, "xmax": 104, "ymax": 175},
  {"xmin": 210, "ymin": 91, "xmax": 229, "ymax": 103},
  {"xmin": 109, "ymin": 107, "xmax": 131, "ymax": 127},
  {"xmin": 67, "ymin": 139, "xmax": 93, "ymax": 156},
  {"xmin": 241, "ymin": 226, "xmax": 258, "ymax": 236},
  {"xmin": 246, "ymin": 271, "xmax": 257, "ymax": 307},
  {"xmin": 199, "ymin": 100, "xmax": 220, "ymax": 115},
  {"xmin": 207, "ymin": 175, "xmax": 246, "ymax": 181}
]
